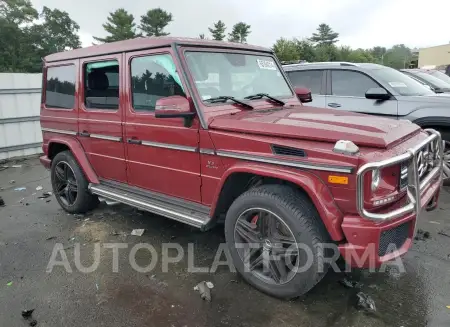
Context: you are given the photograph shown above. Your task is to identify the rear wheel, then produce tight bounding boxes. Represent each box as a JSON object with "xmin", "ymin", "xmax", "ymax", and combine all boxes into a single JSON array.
[
  {"xmin": 224, "ymin": 184, "xmax": 331, "ymax": 299},
  {"xmin": 51, "ymin": 151, "xmax": 99, "ymax": 213}
]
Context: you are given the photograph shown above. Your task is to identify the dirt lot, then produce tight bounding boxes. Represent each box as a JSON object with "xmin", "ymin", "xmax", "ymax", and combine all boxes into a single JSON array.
[{"xmin": 1, "ymin": 157, "xmax": 450, "ymax": 327}]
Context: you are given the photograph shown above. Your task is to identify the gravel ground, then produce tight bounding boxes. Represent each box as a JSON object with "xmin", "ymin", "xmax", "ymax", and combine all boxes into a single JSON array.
[{"xmin": 1, "ymin": 157, "xmax": 450, "ymax": 327}]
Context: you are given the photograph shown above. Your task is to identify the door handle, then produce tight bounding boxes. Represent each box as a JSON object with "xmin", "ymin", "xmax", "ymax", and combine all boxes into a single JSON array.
[
  {"xmin": 327, "ymin": 103, "xmax": 341, "ymax": 108},
  {"xmin": 127, "ymin": 138, "xmax": 142, "ymax": 145},
  {"xmin": 79, "ymin": 130, "xmax": 90, "ymax": 137}
]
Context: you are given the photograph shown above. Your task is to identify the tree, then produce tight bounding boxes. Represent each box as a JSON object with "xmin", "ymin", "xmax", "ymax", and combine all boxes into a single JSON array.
[
  {"xmin": 208, "ymin": 20, "xmax": 226, "ymax": 41},
  {"xmin": 383, "ymin": 44, "xmax": 412, "ymax": 69},
  {"xmin": 32, "ymin": 7, "xmax": 81, "ymax": 53},
  {"xmin": 272, "ymin": 38, "xmax": 299, "ymax": 62},
  {"xmin": 0, "ymin": 0, "xmax": 38, "ymax": 72},
  {"xmin": 140, "ymin": 8, "xmax": 172, "ymax": 37},
  {"xmin": 314, "ymin": 44, "xmax": 339, "ymax": 61},
  {"xmin": 199, "ymin": 33, "xmax": 205, "ymax": 39},
  {"xmin": 370, "ymin": 46, "xmax": 387, "ymax": 64},
  {"xmin": 228, "ymin": 22, "xmax": 251, "ymax": 43},
  {"xmin": 94, "ymin": 8, "xmax": 139, "ymax": 43},
  {"xmin": 338, "ymin": 46, "xmax": 375, "ymax": 63},
  {"xmin": 25, "ymin": 6, "xmax": 81, "ymax": 71},
  {"xmin": 309, "ymin": 23, "xmax": 339, "ymax": 46},
  {"xmin": 294, "ymin": 39, "xmax": 317, "ymax": 62},
  {"xmin": 0, "ymin": 0, "xmax": 37, "ymax": 24}
]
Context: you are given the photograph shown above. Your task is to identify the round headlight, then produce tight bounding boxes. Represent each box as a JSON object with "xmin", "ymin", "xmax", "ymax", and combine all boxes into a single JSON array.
[{"xmin": 371, "ymin": 169, "xmax": 380, "ymax": 191}]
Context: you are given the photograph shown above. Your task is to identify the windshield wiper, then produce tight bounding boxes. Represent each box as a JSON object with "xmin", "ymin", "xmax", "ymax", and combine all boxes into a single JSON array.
[
  {"xmin": 204, "ymin": 96, "xmax": 253, "ymax": 109},
  {"xmin": 244, "ymin": 93, "xmax": 285, "ymax": 106}
]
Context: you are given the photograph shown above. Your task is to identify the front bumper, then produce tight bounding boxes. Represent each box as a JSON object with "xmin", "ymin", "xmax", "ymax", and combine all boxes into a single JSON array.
[
  {"xmin": 40, "ymin": 155, "xmax": 51, "ymax": 169},
  {"xmin": 338, "ymin": 179, "xmax": 440, "ymax": 268},
  {"xmin": 339, "ymin": 129, "xmax": 443, "ymax": 268}
]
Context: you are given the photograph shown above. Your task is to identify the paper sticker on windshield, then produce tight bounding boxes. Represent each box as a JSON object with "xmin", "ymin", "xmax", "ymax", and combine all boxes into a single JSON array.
[
  {"xmin": 257, "ymin": 59, "xmax": 276, "ymax": 70},
  {"xmin": 389, "ymin": 82, "xmax": 407, "ymax": 88}
]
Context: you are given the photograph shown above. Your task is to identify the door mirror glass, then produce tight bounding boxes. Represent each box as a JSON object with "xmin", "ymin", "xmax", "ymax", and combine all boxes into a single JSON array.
[
  {"xmin": 365, "ymin": 87, "xmax": 390, "ymax": 100},
  {"xmin": 294, "ymin": 87, "xmax": 313, "ymax": 103}
]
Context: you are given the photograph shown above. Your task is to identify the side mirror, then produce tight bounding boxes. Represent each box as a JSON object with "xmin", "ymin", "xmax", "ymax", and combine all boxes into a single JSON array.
[
  {"xmin": 155, "ymin": 95, "xmax": 196, "ymax": 127},
  {"xmin": 294, "ymin": 87, "xmax": 313, "ymax": 103},
  {"xmin": 365, "ymin": 87, "xmax": 391, "ymax": 100}
]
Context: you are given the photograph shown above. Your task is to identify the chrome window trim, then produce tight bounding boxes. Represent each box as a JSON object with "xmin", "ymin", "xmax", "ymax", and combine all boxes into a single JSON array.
[
  {"xmin": 41, "ymin": 128, "xmax": 77, "ymax": 136},
  {"xmin": 216, "ymin": 150, "xmax": 353, "ymax": 173},
  {"xmin": 90, "ymin": 134, "xmax": 122, "ymax": 142},
  {"xmin": 140, "ymin": 140, "xmax": 197, "ymax": 153}
]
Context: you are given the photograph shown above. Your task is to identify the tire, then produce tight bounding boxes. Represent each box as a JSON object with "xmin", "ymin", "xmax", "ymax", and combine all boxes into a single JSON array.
[
  {"xmin": 50, "ymin": 150, "xmax": 99, "ymax": 214},
  {"xmin": 436, "ymin": 129, "xmax": 450, "ymax": 186},
  {"xmin": 224, "ymin": 184, "xmax": 331, "ymax": 299}
]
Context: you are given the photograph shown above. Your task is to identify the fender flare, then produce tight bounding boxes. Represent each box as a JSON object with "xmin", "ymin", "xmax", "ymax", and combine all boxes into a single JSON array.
[
  {"xmin": 210, "ymin": 162, "xmax": 345, "ymax": 241},
  {"xmin": 46, "ymin": 135, "xmax": 99, "ymax": 184}
]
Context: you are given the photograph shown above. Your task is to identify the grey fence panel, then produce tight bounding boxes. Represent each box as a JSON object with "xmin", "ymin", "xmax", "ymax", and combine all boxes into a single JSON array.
[{"xmin": 0, "ymin": 73, "xmax": 43, "ymax": 160}]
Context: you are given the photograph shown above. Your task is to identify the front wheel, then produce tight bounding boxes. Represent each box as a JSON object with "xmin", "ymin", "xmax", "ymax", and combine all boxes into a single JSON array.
[
  {"xmin": 224, "ymin": 184, "xmax": 331, "ymax": 299},
  {"xmin": 438, "ymin": 131, "xmax": 450, "ymax": 186},
  {"xmin": 51, "ymin": 151, "xmax": 99, "ymax": 214}
]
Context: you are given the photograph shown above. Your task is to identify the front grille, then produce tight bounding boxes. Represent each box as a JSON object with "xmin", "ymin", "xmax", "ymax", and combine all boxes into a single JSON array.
[
  {"xmin": 416, "ymin": 145, "xmax": 432, "ymax": 181},
  {"xmin": 379, "ymin": 221, "xmax": 411, "ymax": 257},
  {"xmin": 399, "ymin": 161, "xmax": 408, "ymax": 189}
]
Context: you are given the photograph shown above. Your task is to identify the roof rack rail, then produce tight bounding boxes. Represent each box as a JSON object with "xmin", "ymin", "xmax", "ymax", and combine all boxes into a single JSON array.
[{"xmin": 281, "ymin": 61, "xmax": 359, "ymax": 67}]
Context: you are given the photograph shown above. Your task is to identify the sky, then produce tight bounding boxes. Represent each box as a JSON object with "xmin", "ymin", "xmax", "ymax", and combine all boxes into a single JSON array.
[{"xmin": 31, "ymin": 0, "xmax": 450, "ymax": 50}]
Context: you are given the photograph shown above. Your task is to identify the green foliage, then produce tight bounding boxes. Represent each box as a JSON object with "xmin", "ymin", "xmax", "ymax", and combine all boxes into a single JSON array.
[
  {"xmin": 370, "ymin": 46, "xmax": 387, "ymax": 63},
  {"xmin": 140, "ymin": 8, "xmax": 172, "ymax": 37},
  {"xmin": 0, "ymin": 0, "xmax": 80, "ymax": 72},
  {"xmin": 93, "ymin": 8, "xmax": 139, "ymax": 43},
  {"xmin": 338, "ymin": 46, "xmax": 375, "ymax": 63},
  {"xmin": 228, "ymin": 22, "xmax": 251, "ymax": 43},
  {"xmin": 309, "ymin": 23, "xmax": 339, "ymax": 46},
  {"xmin": 208, "ymin": 20, "xmax": 226, "ymax": 41},
  {"xmin": 273, "ymin": 24, "xmax": 407, "ymax": 68},
  {"xmin": 314, "ymin": 44, "xmax": 339, "ymax": 61},
  {"xmin": 32, "ymin": 7, "xmax": 81, "ymax": 53},
  {"xmin": 272, "ymin": 38, "xmax": 300, "ymax": 62},
  {"xmin": 382, "ymin": 44, "xmax": 412, "ymax": 69},
  {"xmin": 0, "ymin": 0, "xmax": 37, "ymax": 24},
  {"xmin": 199, "ymin": 33, "xmax": 205, "ymax": 39}
]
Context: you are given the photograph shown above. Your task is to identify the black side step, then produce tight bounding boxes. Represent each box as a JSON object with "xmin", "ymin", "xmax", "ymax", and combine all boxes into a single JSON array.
[{"xmin": 88, "ymin": 183, "xmax": 211, "ymax": 229}]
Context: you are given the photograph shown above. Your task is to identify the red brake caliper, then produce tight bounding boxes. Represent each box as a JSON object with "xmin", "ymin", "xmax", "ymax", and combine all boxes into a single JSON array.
[{"xmin": 251, "ymin": 214, "xmax": 259, "ymax": 225}]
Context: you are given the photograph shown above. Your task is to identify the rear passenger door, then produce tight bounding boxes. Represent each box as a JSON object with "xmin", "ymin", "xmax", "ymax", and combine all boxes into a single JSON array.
[
  {"xmin": 326, "ymin": 69, "xmax": 398, "ymax": 118},
  {"xmin": 285, "ymin": 69, "xmax": 326, "ymax": 107},
  {"xmin": 77, "ymin": 54, "xmax": 127, "ymax": 183}
]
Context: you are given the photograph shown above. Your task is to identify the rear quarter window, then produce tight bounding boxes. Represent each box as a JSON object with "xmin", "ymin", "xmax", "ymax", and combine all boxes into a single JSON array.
[
  {"xmin": 286, "ymin": 70, "xmax": 323, "ymax": 94},
  {"xmin": 45, "ymin": 65, "xmax": 76, "ymax": 109}
]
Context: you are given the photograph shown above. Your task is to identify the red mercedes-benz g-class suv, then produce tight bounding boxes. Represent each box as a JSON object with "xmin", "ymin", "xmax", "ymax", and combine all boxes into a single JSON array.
[{"xmin": 40, "ymin": 37, "xmax": 443, "ymax": 299}]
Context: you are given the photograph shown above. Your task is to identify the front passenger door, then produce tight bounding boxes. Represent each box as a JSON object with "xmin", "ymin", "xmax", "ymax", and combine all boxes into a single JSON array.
[
  {"xmin": 326, "ymin": 69, "xmax": 398, "ymax": 118},
  {"xmin": 124, "ymin": 49, "xmax": 202, "ymax": 203}
]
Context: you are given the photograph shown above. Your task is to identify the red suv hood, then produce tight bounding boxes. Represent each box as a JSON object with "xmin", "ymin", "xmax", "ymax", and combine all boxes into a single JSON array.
[{"xmin": 208, "ymin": 106, "xmax": 420, "ymax": 149}]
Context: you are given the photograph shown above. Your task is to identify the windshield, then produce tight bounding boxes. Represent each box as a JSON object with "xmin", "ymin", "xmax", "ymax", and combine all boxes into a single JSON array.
[
  {"xmin": 184, "ymin": 52, "xmax": 293, "ymax": 102},
  {"xmin": 429, "ymin": 70, "xmax": 450, "ymax": 85},
  {"xmin": 409, "ymin": 71, "xmax": 450, "ymax": 90},
  {"xmin": 371, "ymin": 67, "xmax": 435, "ymax": 96}
]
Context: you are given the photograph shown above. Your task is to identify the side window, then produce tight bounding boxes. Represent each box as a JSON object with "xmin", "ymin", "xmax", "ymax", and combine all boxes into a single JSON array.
[
  {"xmin": 287, "ymin": 70, "xmax": 323, "ymax": 94},
  {"xmin": 131, "ymin": 54, "xmax": 185, "ymax": 112},
  {"xmin": 331, "ymin": 70, "xmax": 379, "ymax": 97},
  {"xmin": 45, "ymin": 65, "xmax": 76, "ymax": 109},
  {"xmin": 84, "ymin": 60, "xmax": 119, "ymax": 110}
]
